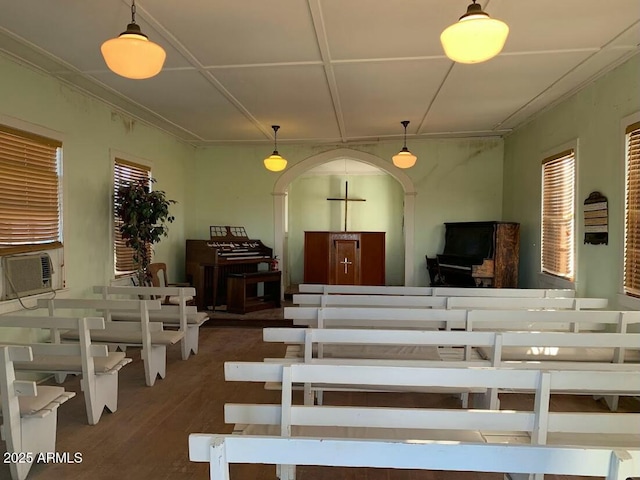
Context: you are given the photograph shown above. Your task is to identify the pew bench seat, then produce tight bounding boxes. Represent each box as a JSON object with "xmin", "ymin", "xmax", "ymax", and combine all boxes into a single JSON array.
[
  {"xmin": 235, "ymin": 423, "xmax": 640, "ymax": 450},
  {"xmin": 61, "ymin": 328, "xmax": 184, "ymax": 346},
  {"xmin": 15, "ymin": 351, "xmax": 130, "ymax": 373},
  {"xmin": 111, "ymin": 310, "xmax": 209, "ymax": 325},
  {"xmin": 16, "ymin": 385, "xmax": 75, "ymax": 417}
]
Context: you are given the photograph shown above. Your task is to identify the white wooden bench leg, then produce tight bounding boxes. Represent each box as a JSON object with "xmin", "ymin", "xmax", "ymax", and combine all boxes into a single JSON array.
[
  {"xmin": 182, "ymin": 326, "xmax": 199, "ymax": 360},
  {"xmin": 303, "ymin": 384, "xmax": 313, "ymax": 405},
  {"xmin": 211, "ymin": 437, "xmax": 231, "ymax": 480},
  {"xmin": 460, "ymin": 392, "xmax": 469, "ymax": 408},
  {"xmin": 593, "ymin": 394, "xmax": 619, "ymax": 412},
  {"xmin": 9, "ymin": 412, "xmax": 58, "ymax": 480},
  {"xmin": 142, "ymin": 345, "xmax": 166, "ymax": 387},
  {"xmin": 81, "ymin": 372, "xmax": 119, "ymax": 425},
  {"xmin": 9, "ymin": 462, "xmax": 32, "ymax": 480},
  {"xmin": 607, "ymin": 450, "xmax": 638, "ymax": 480},
  {"xmin": 54, "ymin": 373, "xmax": 67, "ymax": 384},
  {"xmin": 279, "ymin": 464, "xmax": 296, "ymax": 480},
  {"xmin": 471, "ymin": 389, "xmax": 499, "ymax": 410}
]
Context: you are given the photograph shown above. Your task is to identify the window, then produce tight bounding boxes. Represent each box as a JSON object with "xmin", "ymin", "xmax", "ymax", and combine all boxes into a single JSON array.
[
  {"xmin": 541, "ymin": 149, "xmax": 575, "ymax": 281},
  {"xmin": 0, "ymin": 124, "xmax": 62, "ymax": 254},
  {"xmin": 624, "ymin": 122, "xmax": 640, "ymax": 297},
  {"xmin": 114, "ymin": 159, "xmax": 150, "ymax": 277}
]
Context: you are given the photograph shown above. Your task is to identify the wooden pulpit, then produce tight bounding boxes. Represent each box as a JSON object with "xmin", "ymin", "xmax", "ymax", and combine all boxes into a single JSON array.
[{"xmin": 303, "ymin": 231, "xmax": 385, "ymax": 285}]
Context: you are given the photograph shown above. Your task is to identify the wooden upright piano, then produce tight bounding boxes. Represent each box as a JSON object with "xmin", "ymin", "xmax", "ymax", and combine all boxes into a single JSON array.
[
  {"xmin": 426, "ymin": 221, "xmax": 519, "ymax": 288},
  {"xmin": 186, "ymin": 226, "xmax": 274, "ymax": 311}
]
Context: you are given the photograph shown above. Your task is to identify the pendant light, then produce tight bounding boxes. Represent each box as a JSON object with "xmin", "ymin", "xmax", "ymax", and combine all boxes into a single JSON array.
[
  {"xmin": 440, "ymin": 0, "xmax": 509, "ymax": 64},
  {"xmin": 264, "ymin": 125, "xmax": 287, "ymax": 172},
  {"xmin": 392, "ymin": 121, "xmax": 417, "ymax": 169},
  {"xmin": 101, "ymin": 0, "xmax": 166, "ymax": 79}
]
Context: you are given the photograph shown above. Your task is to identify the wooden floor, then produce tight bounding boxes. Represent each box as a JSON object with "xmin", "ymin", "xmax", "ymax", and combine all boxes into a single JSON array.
[{"xmin": 3, "ymin": 326, "xmax": 638, "ymax": 480}]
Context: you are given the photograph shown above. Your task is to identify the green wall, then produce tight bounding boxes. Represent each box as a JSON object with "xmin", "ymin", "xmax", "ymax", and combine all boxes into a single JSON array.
[
  {"xmin": 288, "ymin": 174, "xmax": 405, "ymax": 285},
  {"xmin": 191, "ymin": 137, "xmax": 505, "ymax": 286},
  {"xmin": 503, "ymin": 54, "xmax": 640, "ymax": 307},
  {"xmin": 0, "ymin": 53, "xmax": 194, "ymax": 298}
]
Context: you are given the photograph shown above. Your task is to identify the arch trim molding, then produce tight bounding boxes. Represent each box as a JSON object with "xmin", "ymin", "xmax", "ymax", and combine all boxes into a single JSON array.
[{"xmin": 272, "ymin": 147, "xmax": 417, "ymax": 287}]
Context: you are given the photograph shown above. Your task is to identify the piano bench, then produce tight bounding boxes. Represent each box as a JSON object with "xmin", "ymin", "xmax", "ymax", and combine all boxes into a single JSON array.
[{"xmin": 226, "ymin": 271, "xmax": 282, "ymax": 314}]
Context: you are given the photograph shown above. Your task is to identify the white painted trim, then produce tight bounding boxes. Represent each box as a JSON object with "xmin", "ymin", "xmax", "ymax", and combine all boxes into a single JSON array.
[
  {"xmin": 0, "ymin": 288, "xmax": 71, "ymax": 315},
  {"xmin": 109, "ymin": 149, "xmax": 155, "ymax": 281},
  {"xmin": 537, "ymin": 272, "xmax": 575, "ymax": 290},
  {"xmin": 539, "ymin": 139, "xmax": 579, "ymax": 288},
  {"xmin": 271, "ymin": 148, "xmax": 417, "ymax": 288},
  {"xmin": 618, "ymin": 294, "xmax": 640, "ymax": 311},
  {"xmin": 620, "ymin": 111, "xmax": 640, "ymax": 303}
]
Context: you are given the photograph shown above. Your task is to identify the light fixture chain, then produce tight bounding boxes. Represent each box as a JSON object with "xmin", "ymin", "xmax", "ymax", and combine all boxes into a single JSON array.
[{"xmin": 131, "ymin": 0, "xmax": 137, "ymax": 24}]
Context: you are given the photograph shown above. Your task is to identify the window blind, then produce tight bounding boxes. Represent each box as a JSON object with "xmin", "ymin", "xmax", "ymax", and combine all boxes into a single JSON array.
[
  {"xmin": 541, "ymin": 149, "xmax": 575, "ymax": 280},
  {"xmin": 624, "ymin": 122, "xmax": 640, "ymax": 297},
  {"xmin": 0, "ymin": 125, "xmax": 62, "ymax": 254},
  {"xmin": 114, "ymin": 159, "xmax": 150, "ymax": 276}
]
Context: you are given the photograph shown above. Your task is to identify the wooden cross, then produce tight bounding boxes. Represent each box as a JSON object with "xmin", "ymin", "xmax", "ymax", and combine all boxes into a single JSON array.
[
  {"xmin": 339, "ymin": 257, "xmax": 352, "ymax": 274},
  {"xmin": 327, "ymin": 181, "xmax": 366, "ymax": 231}
]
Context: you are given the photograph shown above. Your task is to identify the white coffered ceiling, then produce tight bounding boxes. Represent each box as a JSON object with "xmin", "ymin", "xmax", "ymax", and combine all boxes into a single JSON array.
[{"xmin": 0, "ymin": 0, "xmax": 638, "ymax": 146}]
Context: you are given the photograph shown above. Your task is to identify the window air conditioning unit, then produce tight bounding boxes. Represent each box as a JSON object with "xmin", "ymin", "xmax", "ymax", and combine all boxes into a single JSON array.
[{"xmin": 2, "ymin": 253, "xmax": 53, "ymax": 300}]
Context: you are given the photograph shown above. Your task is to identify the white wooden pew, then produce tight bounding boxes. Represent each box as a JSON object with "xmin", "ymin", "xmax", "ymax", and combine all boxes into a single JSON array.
[
  {"xmin": 0, "ymin": 315, "xmax": 128, "ymax": 425},
  {"xmin": 299, "ymin": 284, "xmax": 576, "ymax": 298},
  {"xmin": 286, "ymin": 307, "xmax": 638, "ymax": 333},
  {"xmin": 38, "ymin": 298, "xmax": 178, "ymax": 387},
  {"xmin": 0, "ymin": 345, "xmax": 76, "ymax": 480},
  {"xmin": 223, "ymin": 363, "xmax": 640, "ymax": 480},
  {"xmin": 293, "ymin": 293, "xmax": 608, "ymax": 310},
  {"xmin": 264, "ymin": 327, "xmax": 640, "ymax": 408},
  {"xmin": 93, "ymin": 285, "xmax": 208, "ymax": 360},
  {"xmin": 189, "ymin": 435, "xmax": 639, "ymax": 480}
]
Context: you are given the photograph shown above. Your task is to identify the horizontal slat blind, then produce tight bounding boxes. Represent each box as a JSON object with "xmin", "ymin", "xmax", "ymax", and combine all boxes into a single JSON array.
[
  {"xmin": 114, "ymin": 159, "xmax": 150, "ymax": 276},
  {"xmin": 541, "ymin": 150, "xmax": 575, "ymax": 280},
  {"xmin": 0, "ymin": 126, "xmax": 61, "ymax": 252},
  {"xmin": 625, "ymin": 122, "xmax": 640, "ymax": 297}
]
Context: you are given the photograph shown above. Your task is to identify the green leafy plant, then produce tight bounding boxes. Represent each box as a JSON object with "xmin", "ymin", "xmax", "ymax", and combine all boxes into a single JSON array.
[{"xmin": 115, "ymin": 177, "xmax": 176, "ymax": 285}]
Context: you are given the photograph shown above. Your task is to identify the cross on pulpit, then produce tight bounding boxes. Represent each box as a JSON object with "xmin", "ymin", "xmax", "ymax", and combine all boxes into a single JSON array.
[
  {"xmin": 327, "ymin": 181, "xmax": 366, "ymax": 231},
  {"xmin": 339, "ymin": 257, "xmax": 352, "ymax": 274}
]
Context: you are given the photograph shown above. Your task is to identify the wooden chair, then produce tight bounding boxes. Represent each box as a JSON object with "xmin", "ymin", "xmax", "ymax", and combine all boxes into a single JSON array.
[{"xmin": 148, "ymin": 262, "xmax": 194, "ymax": 305}]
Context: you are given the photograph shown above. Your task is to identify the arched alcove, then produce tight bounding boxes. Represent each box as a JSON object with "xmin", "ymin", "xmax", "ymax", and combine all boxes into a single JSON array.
[{"xmin": 272, "ymin": 148, "xmax": 417, "ymax": 287}]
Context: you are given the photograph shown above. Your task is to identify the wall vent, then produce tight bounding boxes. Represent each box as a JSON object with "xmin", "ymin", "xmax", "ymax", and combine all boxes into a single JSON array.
[{"xmin": 2, "ymin": 253, "xmax": 53, "ymax": 300}]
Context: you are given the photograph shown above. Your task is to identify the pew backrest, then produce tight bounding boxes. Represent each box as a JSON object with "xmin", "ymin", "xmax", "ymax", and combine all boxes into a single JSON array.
[
  {"xmin": 189, "ymin": 435, "xmax": 640, "ymax": 480},
  {"xmin": 285, "ymin": 307, "xmax": 634, "ymax": 333},
  {"xmin": 298, "ymin": 284, "xmax": 576, "ymax": 298},
  {"xmin": 93, "ymin": 285, "xmax": 205, "ymax": 360},
  {"xmin": 293, "ymin": 294, "xmax": 607, "ymax": 310},
  {"xmin": 224, "ymin": 362, "xmax": 640, "ymax": 447}
]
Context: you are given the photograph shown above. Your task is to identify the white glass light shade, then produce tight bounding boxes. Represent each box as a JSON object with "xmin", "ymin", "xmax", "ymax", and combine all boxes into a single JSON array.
[
  {"xmin": 440, "ymin": 14, "xmax": 509, "ymax": 64},
  {"xmin": 101, "ymin": 33, "xmax": 166, "ymax": 79},
  {"xmin": 392, "ymin": 149, "xmax": 417, "ymax": 169},
  {"xmin": 264, "ymin": 152, "xmax": 287, "ymax": 172}
]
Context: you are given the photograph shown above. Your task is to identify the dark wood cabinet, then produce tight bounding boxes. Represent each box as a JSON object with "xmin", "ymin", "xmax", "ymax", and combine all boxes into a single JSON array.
[{"xmin": 304, "ymin": 231, "xmax": 385, "ymax": 285}]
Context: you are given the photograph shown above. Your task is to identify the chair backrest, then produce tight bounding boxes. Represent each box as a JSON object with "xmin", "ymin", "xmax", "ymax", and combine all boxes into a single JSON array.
[{"xmin": 148, "ymin": 263, "xmax": 168, "ymax": 288}]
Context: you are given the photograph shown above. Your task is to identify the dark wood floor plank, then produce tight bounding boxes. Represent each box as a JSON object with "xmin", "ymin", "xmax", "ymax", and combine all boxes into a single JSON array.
[{"xmin": 1, "ymin": 326, "xmax": 637, "ymax": 480}]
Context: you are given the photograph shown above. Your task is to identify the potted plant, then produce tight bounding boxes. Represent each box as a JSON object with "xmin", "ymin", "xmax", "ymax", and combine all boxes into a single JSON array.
[{"xmin": 115, "ymin": 177, "xmax": 176, "ymax": 286}]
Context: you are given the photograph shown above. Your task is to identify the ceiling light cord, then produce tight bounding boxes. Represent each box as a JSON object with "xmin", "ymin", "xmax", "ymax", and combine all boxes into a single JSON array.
[
  {"xmin": 273, "ymin": 125, "xmax": 279, "ymax": 153},
  {"xmin": 131, "ymin": 0, "xmax": 137, "ymax": 24},
  {"xmin": 402, "ymin": 120, "xmax": 409, "ymax": 150}
]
